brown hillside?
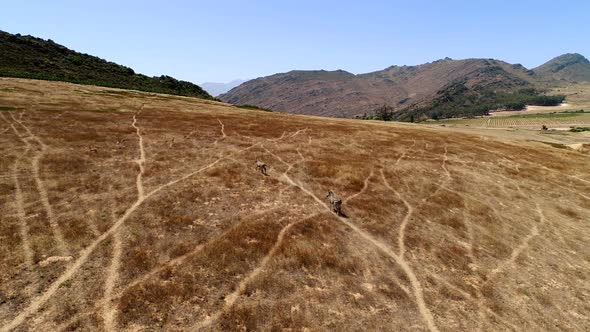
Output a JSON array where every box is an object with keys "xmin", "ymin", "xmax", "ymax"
[
  {"xmin": 221, "ymin": 58, "xmax": 535, "ymax": 117},
  {"xmin": 1, "ymin": 78, "xmax": 589, "ymax": 331}
]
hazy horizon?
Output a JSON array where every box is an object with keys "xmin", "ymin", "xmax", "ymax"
[{"xmin": 2, "ymin": 0, "xmax": 589, "ymax": 83}]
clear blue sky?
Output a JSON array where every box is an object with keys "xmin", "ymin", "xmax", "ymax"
[{"xmin": 2, "ymin": 0, "xmax": 589, "ymax": 83}]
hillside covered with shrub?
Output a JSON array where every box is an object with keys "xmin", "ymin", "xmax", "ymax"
[
  {"xmin": 0, "ymin": 31, "xmax": 212, "ymax": 99},
  {"xmin": 392, "ymin": 86, "xmax": 565, "ymax": 121}
]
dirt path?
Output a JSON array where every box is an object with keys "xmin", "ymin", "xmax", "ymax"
[
  {"xmin": 267, "ymin": 139, "xmax": 441, "ymax": 332},
  {"xmin": 395, "ymin": 139, "xmax": 416, "ymax": 166},
  {"xmin": 461, "ymin": 210, "xmax": 486, "ymax": 332},
  {"xmin": 425, "ymin": 272, "xmax": 522, "ymax": 332},
  {"xmin": 224, "ymin": 215, "xmax": 314, "ymax": 307},
  {"xmin": 218, "ymin": 119, "xmax": 227, "ymax": 138},
  {"xmin": 542, "ymin": 178, "xmax": 590, "ymax": 201},
  {"xmin": 131, "ymin": 115, "xmax": 146, "ymax": 199},
  {"xmin": 344, "ymin": 168, "xmax": 374, "ymax": 204},
  {"xmin": 12, "ymin": 152, "xmax": 38, "ymax": 294},
  {"xmin": 102, "ymin": 229, "xmax": 122, "ymax": 332},
  {"xmin": 475, "ymin": 145, "xmax": 590, "ymax": 194},
  {"xmin": 1, "ymin": 136, "xmax": 264, "ymax": 331},
  {"xmin": 485, "ymin": 202, "xmax": 547, "ymax": 283},
  {"xmin": 1, "ymin": 114, "xmax": 39, "ymax": 296},
  {"xmin": 0, "ymin": 197, "xmax": 144, "ymax": 332},
  {"xmin": 333, "ymin": 202, "xmax": 439, "ymax": 332},
  {"xmin": 380, "ymin": 169, "xmax": 415, "ymax": 259},
  {"xmin": 148, "ymin": 142, "xmax": 261, "ymax": 198},
  {"xmin": 296, "ymin": 148, "xmax": 305, "ymax": 162},
  {"xmin": 196, "ymin": 213, "xmax": 322, "ymax": 329},
  {"xmin": 10, "ymin": 113, "xmax": 69, "ymax": 256},
  {"xmin": 274, "ymin": 128, "xmax": 309, "ymax": 142},
  {"xmin": 52, "ymin": 130, "xmax": 314, "ymax": 331},
  {"xmin": 262, "ymin": 144, "xmax": 311, "ymax": 182},
  {"xmin": 103, "ymin": 189, "xmax": 124, "ymax": 332},
  {"xmin": 275, "ymin": 167, "xmax": 439, "ymax": 332},
  {"xmin": 271, "ymin": 131, "xmax": 287, "ymax": 142},
  {"xmin": 565, "ymin": 174, "xmax": 590, "ymax": 186},
  {"xmin": 424, "ymin": 144, "xmax": 451, "ymax": 200},
  {"xmin": 214, "ymin": 119, "xmax": 227, "ymax": 145},
  {"xmin": 447, "ymin": 150, "xmax": 590, "ymax": 206},
  {"xmin": 380, "ymin": 142, "xmax": 450, "ymax": 261},
  {"xmin": 56, "ymin": 207, "xmax": 282, "ymax": 328},
  {"xmin": 441, "ymin": 145, "xmax": 450, "ymax": 179}
]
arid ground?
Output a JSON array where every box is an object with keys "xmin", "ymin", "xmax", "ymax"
[{"xmin": 1, "ymin": 78, "xmax": 589, "ymax": 331}]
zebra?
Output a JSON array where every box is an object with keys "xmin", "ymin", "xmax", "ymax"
[
  {"xmin": 255, "ymin": 160, "xmax": 268, "ymax": 176},
  {"xmin": 326, "ymin": 190, "xmax": 342, "ymax": 216}
]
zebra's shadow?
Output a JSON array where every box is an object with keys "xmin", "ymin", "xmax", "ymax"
[{"xmin": 334, "ymin": 211, "xmax": 348, "ymax": 218}]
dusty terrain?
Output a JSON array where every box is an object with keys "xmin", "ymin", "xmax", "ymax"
[{"xmin": 1, "ymin": 78, "xmax": 589, "ymax": 331}]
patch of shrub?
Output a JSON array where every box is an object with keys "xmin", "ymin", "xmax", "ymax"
[
  {"xmin": 0, "ymin": 31, "xmax": 213, "ymax": 99},
  {"xmin": 392, "ymin": 85, "xmax": 565, "ymax": 121},
  {"xmin": 236, "ymin": 104, "xmax": 273, "ymax": 112},
  {"xmin": 570, "ymin": 127, "xmax": 590, "ymax": 132}
]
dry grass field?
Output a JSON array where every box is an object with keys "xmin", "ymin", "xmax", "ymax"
[{"xmin": 0, "ymin": 78, "xmax": 589, "ymax": 331}]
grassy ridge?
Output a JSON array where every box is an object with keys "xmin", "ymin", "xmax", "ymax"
[{"xmin": 0, "ymin": 31, "xmax": 213, "ymax": 99}]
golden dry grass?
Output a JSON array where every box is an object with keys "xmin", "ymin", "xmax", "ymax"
[{"xmin": 0, "ymin": 77, "xmax": 589, "ymax": 331}]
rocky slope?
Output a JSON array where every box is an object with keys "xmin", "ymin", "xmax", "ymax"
[
  {"xmin": 221, "ymin": 55, "xmax": 589, "ymax": 119},
  {"xmin": 220, "ymin": 58, "xmax": 538, "ymax": 117}
]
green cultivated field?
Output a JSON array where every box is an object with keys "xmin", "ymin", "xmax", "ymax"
[{"xmin": 434, "ymin": 111, "xmax": 590, "ymax": 128}]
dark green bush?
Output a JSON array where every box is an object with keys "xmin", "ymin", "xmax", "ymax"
[
  {"xmin": 0, "ymin": 31, "xmax": 212, "ymax": 99},
  {"xmin": 392, "ymin": 85, "xmax": 566, "ymax": 122}
]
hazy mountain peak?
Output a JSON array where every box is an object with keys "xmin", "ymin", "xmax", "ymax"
[{"xmin": 200, "ymin": 79, "xmax": 248, "ymax": 97}]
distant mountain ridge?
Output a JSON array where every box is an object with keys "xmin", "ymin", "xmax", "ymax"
[
  {"xmin": 201, "ymin": 79, "xmax": 247, "ymax": 96},
  {"xmin": 1, "ymin": 29, "xmax": 586, "ymax": 119},
  {"xmin": 221, "ymin": 54, "xmax": 588, "ymax": 119},
  {"xmin": 221, "ymin": 58, "xmax": 536, "ymax": 118},
  {"xmin": 0, "ymin": 30, "xmax": 212, "ymax": 99}
]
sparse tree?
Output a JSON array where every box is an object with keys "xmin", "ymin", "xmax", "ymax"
[{"xmin": 374, "ymin": 104, "xmax": 395, "ymax": 121}]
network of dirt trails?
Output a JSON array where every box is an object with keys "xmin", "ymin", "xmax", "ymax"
[{"xmin": 0, "ymin": 78, "xmax": 589, "ymax": 331}]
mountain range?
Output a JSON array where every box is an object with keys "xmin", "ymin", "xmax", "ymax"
[
  {"xmin": 221, "ymin": 54, "xmax": 590, "ymax": 119},
  {"xmin": 1, "ymin": 29, "xmax": 589, "ymax": 120},
  {"xmin": 201, "ymin": 79, "xmax": 248, "ymax": 96}
]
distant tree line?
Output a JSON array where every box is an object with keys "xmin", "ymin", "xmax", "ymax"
[
  {"xmin": 355, "ymin": 105, "xmax": 397, "ymax": 121},
  {"xmin": 236, "ymin": 104, "xmax": 273, "ymax": 112}
]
